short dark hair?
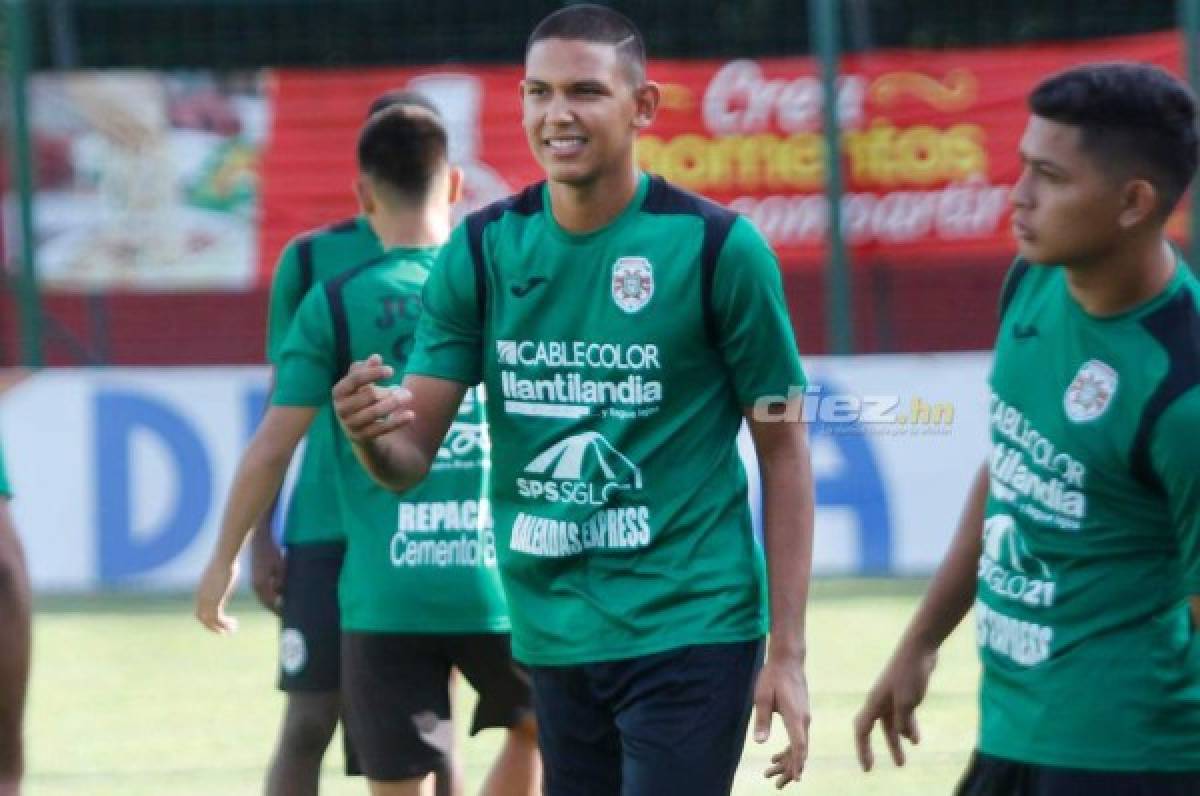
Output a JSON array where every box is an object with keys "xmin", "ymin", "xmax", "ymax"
[
  {"xmin": 1029, "ymin": 62, "xmax": 1199, "ymax": 216},
  {"xmin": 526, "ymin": 4, "xmax": 646, "ymax": 84},
  {"xmin": 357, "ymin": 104, "xmax": 448, "ymax": 204},
  {"xmin": 366, "ymin": 89, "xmax": 441, "ymax": 120}
]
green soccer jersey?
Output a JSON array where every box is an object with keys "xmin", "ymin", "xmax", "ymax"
[
  {"xmin": 407, "ymin": 174, "xmax": 807, "ymax": 665},
  {"xmin": 0, "ymin": 440, "xmax": 9, "ymax": 498},
  {"xmin": 274, "ymin": 246, "xmax": 508, "ymax": 634},
  {"xmin": 267, "ymin": 217, "xmax": 383, "ymax": 546},
  {"xmin": 979, "ymin": 258, "xmax": 1200, "ymax": 771}
]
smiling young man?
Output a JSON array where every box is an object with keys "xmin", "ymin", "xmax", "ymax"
[
  {"xmin": 330, "ymin": 5, "xmax": 815, "ymax": 794},
  {"xmin": 854, "ymin": 63, "xmax": 1200, "ymax": 795}
]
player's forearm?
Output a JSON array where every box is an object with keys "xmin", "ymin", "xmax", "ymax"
[
  {"xmin": 898, "ymin": 462, "xmax": 989, "ymax": 653},
  {"xmin": 0, "ymin": 510, "xmax": 30, "ymax": 783},
  {"xmin": 249, "ymin": 494, "xmax": 282, "ymax": 552},
  {"xmin": 351, "ymin": 431, "xmax": 431, "ymax": 493},
  {"xmin": 212, "ymin": 445, "xmax": 292, "ymax": 567},
  {"xmin": 760, "ymin": 429, "xmax": 815, "ymax": 660}
]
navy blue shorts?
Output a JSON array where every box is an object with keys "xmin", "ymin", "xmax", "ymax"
[
  {"xmin": 528, "ymin": 638, "xmax": 764, "ymax": 796},
  {"xmin": 956, "ymin": 751, "xmax": 1200, "ymax": 796},
  {"xmin": 277, "ymin": 541, "xmax": 345, "ymax": 692}
]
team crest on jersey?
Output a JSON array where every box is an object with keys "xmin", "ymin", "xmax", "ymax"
[
  {"xmin": 611, "ymin": 257, "xmax": 654, "ymax": 314},
  {"xmin": 1063, "ymin": 359, "xmax": 1118, "ymax": 423}
]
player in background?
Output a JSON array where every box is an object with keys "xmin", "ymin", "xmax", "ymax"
[
  {"xmin": 0, "ymin": 441, "xmax": 31, "ymax": 796},
  {"xmin": 854, "ymin": 63, "xmax": 1200, "ymax": 795},
  {"xmin": 247, "ymin": 91, "xmax": 463, "ymax": 796},
  {"xmin": 197, "ymin": 104, "xmax": 539, "ymax": 796},
  {"xmin": 331, "ymin": 5, "xmax": 814, "ymax": 792}
]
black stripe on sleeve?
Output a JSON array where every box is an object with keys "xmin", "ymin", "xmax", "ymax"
[
  {"xmin": 465, "ymin": 183, "xmax": 544, "ymax": 325},
  {"xmin": 1129, "ymin": 290, "xmax": 1200, "ymax": 495},
  {"xmin": 297, "ymin": 237, "xmax": 315, "ymax": 295},
  {"xmin": 642, "ymin": 175, "xmax": 737, "ymax": 347},
  {"xmin": 324, "ymin": 255, "xmax": 390, "ymax": 379}
]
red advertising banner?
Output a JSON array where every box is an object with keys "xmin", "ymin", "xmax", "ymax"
[{"xmin": 261, "ymin": 30, "xmax": 1183, "ymax": 282}]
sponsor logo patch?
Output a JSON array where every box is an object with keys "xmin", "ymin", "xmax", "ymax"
[{"xmin": 518, "ymin": 431, "xmax": 643, "ymax": 505}]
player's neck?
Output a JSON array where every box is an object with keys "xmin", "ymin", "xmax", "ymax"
[
  {"xmin": 547, "ymin": 164, "xmax": 641, "ymax": 234},
  {"xmin": 370, "ymin": 207, "xmax": 450, "ymax": 251},
  {"xmin": 1063, "ymin": 237, "xmax": 1177, "ymax": 317}
]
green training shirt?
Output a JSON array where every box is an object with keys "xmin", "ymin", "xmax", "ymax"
[
  {"xmin": 407, "ymin": 173, "xmax": 807, "ymax": 665},
  {"xmin": 274, "ymin": 246, "xmax": 508, "ymax": 634},
  {"xmin": 978, "ymin": 257, "xmax": 1200, "ymax": 771},
  {"xmin": 267, "ymin": 217, "xmax": 383, "ymax": 545}
]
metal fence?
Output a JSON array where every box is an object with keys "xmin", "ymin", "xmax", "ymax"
[{"xmin": 0, "ymin": 0, "xmax": 1193, "ymax": 365}]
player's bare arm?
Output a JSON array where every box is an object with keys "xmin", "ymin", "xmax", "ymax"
[
  {"xmin": 332, "ymin": 355, "xmax": 466, "ymax": 493},
  {"xmin": 0, "ymin": 499, "xmax": 30, "ymax": 791},
  {"xmin": 248, "ymin": 495, "xmax": 285, "ymax": 615},
  {"xmin": 746, "ymin": 408, "xmax": 815, "ymax": 790},
  {"xmin": 247, "ymin": 374, "xmax": 287, "ymax": 614},
  {"xmin": 194, "ymin": 406, "xmax": 315, "ymax": 634},
  {"xmin": 853, "ymin": 461, "xmax": 988, "ymax": 772}
]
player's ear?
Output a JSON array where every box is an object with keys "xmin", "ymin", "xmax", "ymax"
[
  {"xmin": 355, "ymin": 174, "xmax": 375, "ymax": 215},
  {"xmin": 632, "ymin": 80, "xmax": 661, "ymax": 131},
  {"xmin": 447, "ymin": 165, "xmax": 465, "ymax": 205},
  {"xmin": 1117, "ymin": 178, "xmax": 1158, "ymax": 230}
]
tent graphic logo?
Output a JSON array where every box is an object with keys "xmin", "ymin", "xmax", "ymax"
[
  {"xmin": 982, "ymin": 514, "xmax": 1051, "ymax": 579},
  {"xmin": 525, "ymin": 432, "xmax": 642, "ymax": 487},
  {"xmin": 519, "ymin": 432, "xmax": 643, "ymax": 504}
]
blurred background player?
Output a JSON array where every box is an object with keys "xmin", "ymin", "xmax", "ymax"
[
  {"xmin": 248, "ymin": 89, "xmax": 463, "ymax": 796},
  {"xmin": 854, "ymin": 62, "xmax": 1200, "ymax": 796},
  {"xmin": 197, "ymin": 104, "xmax": 539, "ymax": 796},
  {"xmin": 332, "ymin": 5, "xmax": 814, "ymax": 792},
  {"xmin": 0, "ymin": 440, "xmax": 31, "ymax": 796}
]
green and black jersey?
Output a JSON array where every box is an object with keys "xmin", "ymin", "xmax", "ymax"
[
  {"xmin": 978, "ymin": 257, "xmax": 1200, "ymax": 770},
  {"xmin": 407, "ymin": 173, "xmax": 807, "ymax": 665},
  {"xmin": 266, "ymin": 217, "xmax": 383, "ymax": 546},
  {"xmin": 274, "ymin": 246, "xmax": 507, "ymax": 634}
]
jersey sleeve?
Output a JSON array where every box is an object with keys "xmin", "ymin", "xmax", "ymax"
[
  {"xmin": 272, "ymin": 286, "xmax": 338, "ymax": 408},
  {"xmin": 405, "ymin": 222, "xmax": 484, "ymax": 386},
  {"xmin": 265, "ymin": 240, "xmax": 308, "ymax": 365},
  {"xmin": 711, "ymin": 215, "xmax": 807, "ymax": 406},
  {"xmin": 1150, "ymin": 388, "xmax": 1200, "ymax": 594}
]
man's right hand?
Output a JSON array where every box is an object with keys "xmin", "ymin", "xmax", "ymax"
[
  {"xmin": 852, "ymin": 642, "xmax": 938, "ymax": 772},
  {"xmin": 194, "ymin": 558, "xmax": 240, "ymax": 634},
  {"xmin": 250, "ymin": 526, "xmax": 285, "ymax": 615},
  {"xmin": 332, "ymin": 354, "xmax": 414, "ymax": 443}
]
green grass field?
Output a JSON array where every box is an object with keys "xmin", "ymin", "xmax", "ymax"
[{"xmin": 24, "ymin": 579, "xmax": 978, "ymax": 795}]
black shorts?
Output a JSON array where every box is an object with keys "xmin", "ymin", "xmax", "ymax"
[
  {"xmin": 956, "ymin": 751, "xmax": 1200, "ymax": 796},
  {"xmin": 528, "ymin": 638, "xmax": 764, "ymax": 796},
  {"xmin": 341, "ymin": 632, "xmax": 533, "ymax": 782},
  {"xmin": 277, "ymin": 542, "xmax": 345, "ymax": 692}
]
